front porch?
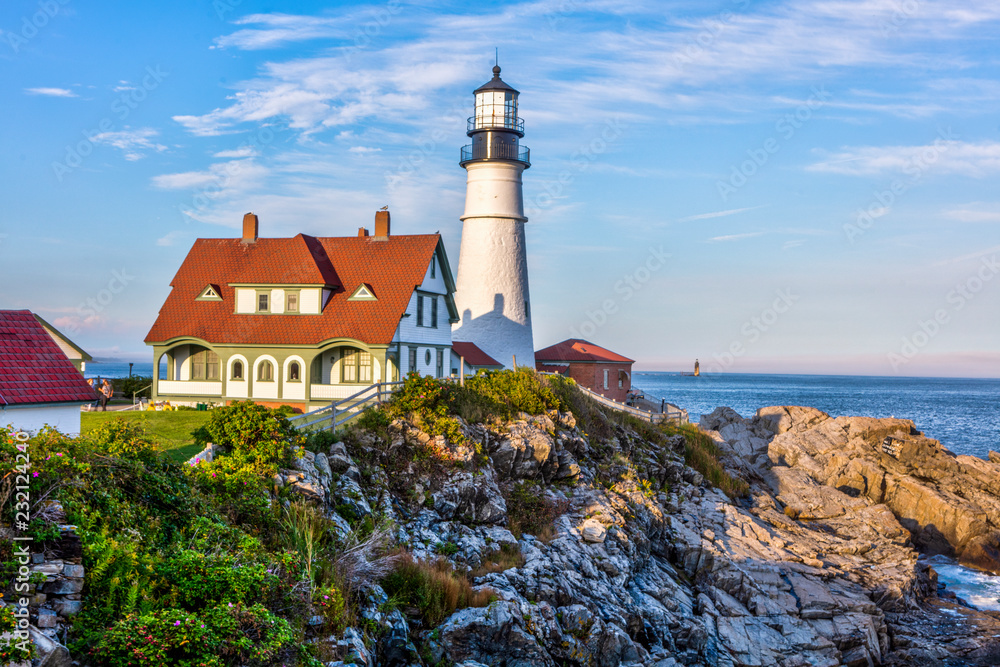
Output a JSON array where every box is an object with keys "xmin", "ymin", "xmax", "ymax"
[{"xmin": 152, "ymin": 339, "xmax": 399, "ymax": 408}]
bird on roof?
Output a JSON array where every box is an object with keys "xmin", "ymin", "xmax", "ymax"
[{"xmin": 379, "ymin": 205, "xmax": 389, "ymax": 211}]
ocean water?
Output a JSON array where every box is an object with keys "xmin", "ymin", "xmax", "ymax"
[
  {"xmin": 84, "ymin": 361, "xmax": 156, "ymax": 380},
  {"xmin": 634, "ymin": 372, "xmax": 1000, "ymax": 460}
]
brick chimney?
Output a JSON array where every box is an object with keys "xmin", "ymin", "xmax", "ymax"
[
  {"xmin": 374, "ymin": 209, "xmax": 390, "ymax": 238},
  {"xmin": 358, "ymin": 227, "xmax": 369, "ymax": 237},
  {"xmin": 242, "ymin": 212, "xmax": 259, "ymax": 244}
]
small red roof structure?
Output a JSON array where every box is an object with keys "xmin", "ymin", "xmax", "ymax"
[
  {"xmin": 145, "ymin": 233, "xmax": 452, "ymax": 346},
  {"xmin": 452, "ymin": 341, "xmax": 502, "ymax": 369},
  {"xmin": 535, "ymin": 339, "xmax": 635, "ymax": 403},
  {"xmin": 534, "ymin": 339, "xmax": 635, "ymax": 364},
  {"xmin": 0, "ymin": 310, "xmax": 95, "ymax": 406}
]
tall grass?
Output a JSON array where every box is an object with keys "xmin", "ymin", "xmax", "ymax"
[{"xmin": 381, "ymin": 553, "xmax": 495, "ymax": 626}]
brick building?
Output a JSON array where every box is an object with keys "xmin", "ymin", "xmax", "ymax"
[{"xmin": 534, "ymin": 339, "xmax": 635, "ymax": 403}]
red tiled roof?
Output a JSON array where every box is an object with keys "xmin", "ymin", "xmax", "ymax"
[
  {"xmin": 0, "ymin": 310, "xmax": 96, "ymax": 406},
  {"xmin": 145, "ymin": 233, "xmax": 442, "ymax": 346},
  {"xmin": 452, "ymin": 341, "xmax": 502, "ymax": 367},
  {"xmin": 534, "ymin": 339, "xmax": 635, "ymax": 364}
]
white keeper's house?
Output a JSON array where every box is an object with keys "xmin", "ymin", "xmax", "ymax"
[{"xmin": 144, "ymin": 210, "xmax": 457, "ymax": 412}]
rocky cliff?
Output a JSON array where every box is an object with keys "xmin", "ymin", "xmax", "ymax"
[{"xmin": 278, "ymin": 403, "xmax": 1000, "ymax": 667}]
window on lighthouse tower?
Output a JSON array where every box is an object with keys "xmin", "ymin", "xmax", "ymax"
[{"xmin": 476, "ymin": 91, "xmax": 517, "ymax": 129}]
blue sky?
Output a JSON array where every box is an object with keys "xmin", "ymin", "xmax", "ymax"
[{"xmin": 3, "ymin": 0, "xmax": 1000, "ymax": 377}]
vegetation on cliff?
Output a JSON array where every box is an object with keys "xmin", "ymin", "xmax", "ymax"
[{"xmin": 1, "ymin": 370, "xmax": 744, "ymax": 665}]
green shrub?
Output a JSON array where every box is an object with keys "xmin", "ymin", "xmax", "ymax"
[
  {"xmin": 156, "ymin": 550, "xmax": 274, "ymax": 611},
  {"xmin": 205, "ymin": 401, "xmax": 300, "ymax": 468},
  {"xmin": 463, "ymin": 368, "xmax": 561, "ymax": 417},
  {"xmin": 0, "ymin": 605, "xmax": 36, "ymax": 663},
  {"xmin": 89, "ymin": 603, "xmax": 296, "ymax": 667},
  {"xmin": 87, "ymin": 416, "xmax": 156, "ymax": 460}
]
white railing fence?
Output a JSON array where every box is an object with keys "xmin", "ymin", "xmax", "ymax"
[
  {"xmin": 575, "ymin": 385, "xmax": 688, "ymax": 425},
  {"xmin": 289, "ymin": 381, "xmax": 404, "ymax": 433}
]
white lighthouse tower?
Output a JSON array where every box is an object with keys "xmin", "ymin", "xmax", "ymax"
[{"xmin": 452, "ymin": 64, "xmax": 534, "ymax": 369}]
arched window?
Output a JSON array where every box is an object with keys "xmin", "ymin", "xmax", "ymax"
[
  {"xmin": 258, "ymin": 360, "xmax": 274, "ymax": 382},
  {"xmin": 232, "ymin": 360, "xmax": 244, "ymax": 380},
  {"xmin": 288, "ymin": 361, "xmax": 301, "ymax": 382}
]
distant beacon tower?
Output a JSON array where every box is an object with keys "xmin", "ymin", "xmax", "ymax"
[{"xmin": 452, "ymin": 64, "xmax": 534, "ymax": 369}]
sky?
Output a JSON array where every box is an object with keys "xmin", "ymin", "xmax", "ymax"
[{"xmin": 2, "ymin": 0, "xmax": 999, "ymax": 378}]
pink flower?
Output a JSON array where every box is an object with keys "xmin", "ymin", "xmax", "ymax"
[
  {"xmin": 56, "ymin": 453, "xmax": 62, "ymax": 457},
  {"xmin": 174, "ymin": 621, "xmax": 180, "ymax": 626},
  {"xmin": 32, "ymin": 472, "xmax": 39, "ymax": 477}
]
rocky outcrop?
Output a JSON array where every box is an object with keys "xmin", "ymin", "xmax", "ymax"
[{"xmin": 725, "ymin": 406, "xmax": 1000, "ymax": 573}]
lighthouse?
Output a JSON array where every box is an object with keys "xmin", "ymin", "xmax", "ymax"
[{"xmin": 452, "ymin": 64, "xmax": 534, "ymax": 369}]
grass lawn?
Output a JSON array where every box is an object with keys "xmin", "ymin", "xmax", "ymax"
[{"xmin": 80, "ymin": 410, "xmax": 211, "ymax": 463}]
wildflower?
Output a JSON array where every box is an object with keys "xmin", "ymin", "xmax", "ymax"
[
  {"xmin": 56, "ymin": 453, "xmax": 62, "ymax": 457},
  {"xmin": 32, "ymin": 472, "xmax": 38, "ymax": 477},
  {"xmin": 174, "ymin": 621, "xmax": 181, "ymax": 626}
]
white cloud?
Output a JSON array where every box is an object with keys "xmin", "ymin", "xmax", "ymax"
[
  {"xmin": 807, "ymin": 141, "xmax": 1000, "ymax": 177},
  {"xmin": 348, "ymin": 146, "xmax": 381, "ymax": 154},
  {"xmin": 943, "ymin": 203, "xmax": 1000, "ymax": 223},
  {"xmin": 25, "ymin": 87, "xmax": 77, "ymax": 98},
  {"xmin": 214, "ymin": 13, "xmax": 352, "ymax": 50},
  {"xmin": 152, "ymin": 158, "xmax": 267, "ymax": 190},
  {"xmin": 213, "ymin": 147, "xmax": 257, "ymax": 159},
  {"xmin": 156, "ymin": 230, "xmax": 190, "ymax": 246},
  {"xmin": 92, "ymin": 128, "xmax": 168, "ymax": 161},
  {"xmin": 677, "ymin": 206, "xmax": 761, "ymax": 222},
  {"xmin": 708, "ymin": 232, "xmax": 764, "ymax": 242}
]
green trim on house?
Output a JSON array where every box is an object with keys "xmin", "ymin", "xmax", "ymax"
[
  {"xmin": 196, "ymin": 285, "xmax": 223, "ymax": 301},
  {"xmin": 348, "ymin": 284, "xmax": 377, "ymax": 301}
]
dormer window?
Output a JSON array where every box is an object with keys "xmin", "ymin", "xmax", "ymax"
[
  {"xmin": 286, "ymin": 291, "xmax": 299, "ymax": 313},
  {"xmin": 349, "ymin": 284, "xmax": 377, "ymax": 301},
  {"xmin": 197, "ymin": 285, "xmax": 223, "ymax": 301},
  {"xmin": 257, "ymin": 291, "xmax": 270, "ymax": 313}
]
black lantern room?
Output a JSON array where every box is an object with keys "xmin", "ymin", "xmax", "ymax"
[{"xmin": 460, "ymin": 65, "xmax": 530, "ymax": 168}]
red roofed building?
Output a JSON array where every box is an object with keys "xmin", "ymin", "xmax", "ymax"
[
  {"xmin": 0, "ymin": 310, "xmax": 96, "ymax": 434},
  {"xmin": 144, "ymin": 211, "xmax": 458, "ymax": 411},
  {"xmin": 451, "ymin": 341, "xmax": 503, "ymax": 376},
  {"xmin": 534, "ymin": 339, "xmax": 635, "ymax": 403}
]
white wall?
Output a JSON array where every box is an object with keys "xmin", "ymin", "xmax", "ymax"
[
  {"xmin": 252, "ymin": 355, "xmax": 279, "ymax": 400},
  {"xmin": 0, "ymin": 404, "xmax": 84, "ymax": 436},
  {"xmin": 159, "ymin": 380, "xmax": 223, "ymax": 396},
  {"xmin": 226, "ymin": 354, "xmax": 249, "ymax": 398},
  {"xmin": 283, "ymin": 355, "xmax": 306, "ymax": 401},
  {"xmin": 271, "ymin": 289, "xmax": 286, "ymax": 313},
  {"xmin": 396, "ymin": 292, "xmax": 452, "ymax": 347},
  {"xmin": 236, "ymin": 288, "xmax": 256, "ymax": 313},
  {"xmin": 174, "ymin": 345, "xmax": 192, "ymax": 381},
  {"xmin": 301, "ymin": 288, "xmax": 321, "ymax": 314}
]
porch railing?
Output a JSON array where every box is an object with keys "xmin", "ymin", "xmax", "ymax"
[{"xmin": 289, "ymin": 381, "xmax": 404, "ymax": 433}]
